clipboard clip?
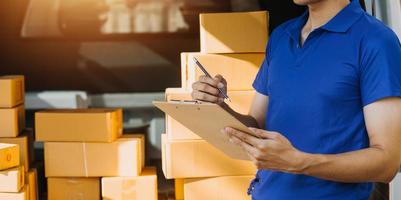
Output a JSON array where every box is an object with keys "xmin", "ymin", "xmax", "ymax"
[{"xmin": 170, "ymin": 100, "xmax": 203, "ymax": 104}]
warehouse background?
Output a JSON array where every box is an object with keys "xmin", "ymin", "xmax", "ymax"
[{"xmin": 0, "ymin": 0, "xmax": 400, "ymax": 199}]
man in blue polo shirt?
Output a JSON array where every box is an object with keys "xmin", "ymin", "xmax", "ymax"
[{"xmin": 191, "ymin": 0, "xmax": 401, "ymax": 199}]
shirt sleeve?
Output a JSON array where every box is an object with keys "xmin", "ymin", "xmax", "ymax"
[
  {"xmin": 360, "ymin": 29, "xmax": 401, "ymax": 106},
  {"xmin": 253, "ymin": 31, "xmax": 275, "ymax": 96},
  {"xmin": 252, "ymin": 58, "xmax": 270, "ymax": 96}
]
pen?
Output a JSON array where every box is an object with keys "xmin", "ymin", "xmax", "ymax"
[{"xmin": 192, "ymin": 57, "xmax": 231, "ymax": 102}]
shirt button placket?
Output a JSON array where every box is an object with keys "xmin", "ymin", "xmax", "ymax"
[
  {"xmin": 295, "ymin": 43, "xmax": 303, "ymax": 68},
  {"xmin": 295, "ymin": 30, "xmax": 321, "ymax": 68}
]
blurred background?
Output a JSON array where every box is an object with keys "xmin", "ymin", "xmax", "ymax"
[{"xmin": 0, "ymin": 0, "xmax": 265, "ymax": 93}]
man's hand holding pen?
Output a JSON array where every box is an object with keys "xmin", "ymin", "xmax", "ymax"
[{"xmin": 191, "ymin": 74, "xmax": 228, "ymax": 104}]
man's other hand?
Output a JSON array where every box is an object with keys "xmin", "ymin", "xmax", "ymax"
[{"xmin": 222, "ymin": 127, "xmax": 307, "ymax": 174}]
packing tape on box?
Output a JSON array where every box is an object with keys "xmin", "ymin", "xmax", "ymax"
[
  {"xmin": 66, "ymin": 179, "xmax": 82, "ymax": 184},
  {"xmin": 70, "ymin": 192, "xmax": 85, "ymax": 199},
  {"xmin": 64, "ymin": 178, "xmax": 89, "ymax": 199},
  {"xmin": 121, "ymin": 180, "xmax": 137, "ymax": 199},
  {"xmin": 82, "ymin": 143, "xmax": 89, "ymax": 177}
]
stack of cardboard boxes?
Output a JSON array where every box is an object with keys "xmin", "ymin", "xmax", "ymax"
[
  {"xmin": 36, "ymin": 109, "xmax": 158, "ymax": 200},
  {"xmin": 162, "ymin": 11, "xmax": 269, "ymax": 200},
  {"xmin": 0, "ymin": 75, "xmax": 38, "ymax": 200}
]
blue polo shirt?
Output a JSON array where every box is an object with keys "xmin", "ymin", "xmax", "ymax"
[{"xmin": 251, "ymin": 0, "xmax": 401, "ymax": 199}]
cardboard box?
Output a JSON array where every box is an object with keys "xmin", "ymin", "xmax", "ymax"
[
  {"xmin": 0, "ymin": 143, "xmax": 20, "ymax": 170},
  {"xmin": 0, "ymin": 186, "xmax": 28, "ymax": 200},
  {"xmin": 101, "ymin": 167, "xmax": 158, "ymax": 200},
  {"xmin": 130, "ymin": 134, "xmax": 145, "ymax": 169},
  {"xmin": 181, "ymin": 52, "xmax": 263, "ymax": 91},
  {"xmin": 165, "ymin": 88, "xmax": 192, "ymax": 102},
  {"xmin": 31, "ymin": 162, "xmax": 44, "ymax": 199},
  {"xmin": 122, "ymin": 133, "xmax": 145, "ymax": 168},
  {"xmin": 0, "ymin": 105, "xmax": 25, "ymax": 137},
  {"xmin": 161, "ymin": 134, "xmax": 256, "ymax": 179},
  {"xmin": 184, "ymin": 176, "xmax": 253, "ymax": 200},
  {"xmin": 48, "ymin": 177, "xmax": 100, "ymax": 200},
  {"xmin": 175, "ymin": 179, "xmax": 184, "ymax": 200},
  {"xmin": 165, "ymin": 88, "xmax": 255, "ymax": 140},
  {"xmin": 35, "ymin": 108, "xmax": 123, "ymax": 142},
  {"xmin": 200, "ymin": 11, "xmax": 268, "ymax": 53},
  {"xmin": 0, "ymin": 166, "xmax": 24, "ymax": 193},
  {"xmin": 0, "ymin": 76, "xmax": 24, "ymax": 108},
  {"xmin": 26, "ymin": 169, "xmax": 38, "ymax": 200},
  {"xmin": 0, "ymin": 135, "xmax": 29, "ymax": 172},
  {"xmin": 44, "ymin": 135, "xmax": 143, "ymax": 177},
  {"xmin": 179, "ymin": 53, "xmax": 195, "ymax": 93},
  {"xmin": 164, "ymin": 88, "xmax": 199, "ymax": 140}
]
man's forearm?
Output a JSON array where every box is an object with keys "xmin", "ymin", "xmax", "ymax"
[
  {"xmin": 297, "ymin": 98, "xmax": 401, "ymax": 184},
  {"xmin": 237, "ymin": 114, "xmax": 260, "ymax": 128},
  {"xmin": 298, "ymin": 147, "xmax": 400, "ymax": 183}
]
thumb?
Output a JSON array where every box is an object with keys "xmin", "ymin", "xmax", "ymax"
[
  {"xmin": 214, "ymin": 74, "xmax": 224, "ymax": 81},
  {"xmin": 214, "ymin": 75, "xmax": 226, "ymax": 88}
]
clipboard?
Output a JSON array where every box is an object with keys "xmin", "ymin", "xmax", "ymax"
[{"xmin": 153, "ymin": 100, "xmax": 255, "ymax": 160}]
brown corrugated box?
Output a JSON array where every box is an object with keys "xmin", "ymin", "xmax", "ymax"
[
  {"xmin": 47, "ymin": 177, "xmax": 100, "ymax": 200},
  {"xmin": 0, "ymin": 166, "xmax": 24, "ymax": 193},
  {"xmin": 35, "ymin": 108, "xmax": 123, "ymax": 142},
  {"xmin": 161, "ymin": 134, "xmax": 256, "ymax": 179},
  {"xmin": 0, "ymin": 143, "xmax": 20, "ymax": 170},
  {"xmin": 175, "ymin": 179, "xmax": 184, "ymax": 200},
  {"xmin": 132, "ymin": 134, "xmax": 145, "ymax": 169},
  {"xmin": 122, "ymin": 133, "xmax": 146, "ymax": 169},
  {"xmin": 200, "ymin": 11, "xmax": 269, "ymax": 53},
  {"xmin": 184, "ymin": 176, "xmax": 253, "ymax": 200},
  {"xmin": 165, "ymin": 88, "xmax": 255, "ymax": 140},
  {"xmin": 25, "ymin": 168, "xmax": 38, "ymax": 200},
  {"xmin": 180, "ymin": 52, "xmax": 263, "ymax": 91},
  {"xmin": 101, "ymin": 167, "xmax": 158, "ymax": 200},
  {"xmin": 0, "ymin": 76, "xmax": 24, "ymax": 108},
  {"xmin": 164, "ymin": 88, "xmax": 199, "ymax": 140},
  {"xmin": 0, "ymin": 135, "xmax": 29, "ymax": 172},
  {"xmin": 44, "ymin": 135, "xmax": 143, "ymax": 177},
  {"xmin": 0, "ymin": 105, "xmax": 25, "ymax": 137},
  {"xmin": 0, "ymin": 185, "xmax": 28, "ymax": 200}
]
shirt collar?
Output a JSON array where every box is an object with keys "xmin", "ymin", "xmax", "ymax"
[
  {"xmin": 286, "ymin": 0, "xmax": 364, "ymax": 40},
  {"xmin": 320, "ymin": 0, "xmax": 364, "ymax": 32}
]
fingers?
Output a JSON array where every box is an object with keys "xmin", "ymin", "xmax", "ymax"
[
  {"xmin": 228, "ymin": 133, "xmax": 269, "ymax": 163},
  {"xmin": 214, "ymin": 75, "xmax": 227, "ymax": 98},
  {"xmin": 214, "ymin": 74, "xmax": 227, "ymax": 89},
  {"xmin": 224, "ymin": 127, "xmax": 260, "ymax": 147},
  {"xmin": 192, "ymin": 90, "xmax": 222, "ymax": 103},
  {"xmin": 192, "ymin": 81, "xmax": 220, "ymax": 96},
  {"xmin": 226, "ymin": 132, "xmax": 259, "ymax": 159},
  {"xmin": 191, "ymin": 74, "xmax": 227, "ymax": 103},
  {"xmin": 199, "ymin": 75, "xmax": 220, "ymax": 88},
  {"xmin": 249, "ymin": 128, "xmax": 282, "ymax": 140},
  {"xmin": 226, "ymin": 133, "xmax": 243, "ymax": 145}
]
